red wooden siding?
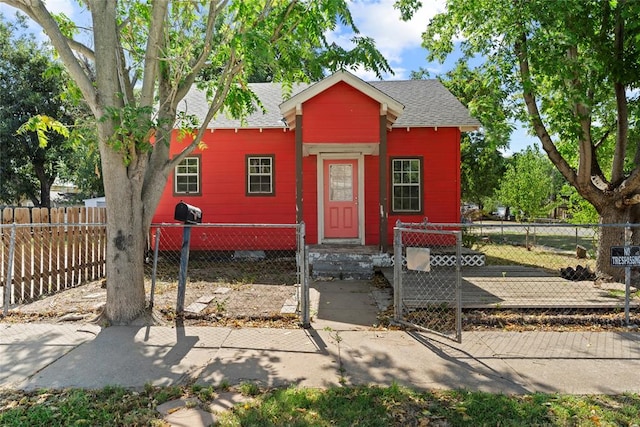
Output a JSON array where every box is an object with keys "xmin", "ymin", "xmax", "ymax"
[
  {"xmin": 302, "ymin": 82, "xmax": 380, "ymax": 143},
  {"xmin": 385, "ymin": 127, "xmax": 461, "ymax": 245},
  {"xmin": 153, "ymin": 83, "xmax": 463, "ymax": 250},
  {"xmin": 154, "ymin": 128, "xmax": 297, "ymax": 250}
]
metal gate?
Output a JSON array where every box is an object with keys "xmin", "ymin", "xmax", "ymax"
[{"xmin": 393, "ymin": 223, "xmax": 462, "ymax": 342}]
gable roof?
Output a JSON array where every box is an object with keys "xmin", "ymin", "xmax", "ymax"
[
  {"xmin": 279, "ymin": 71, "xmax": 405, "ymax": 130},
  {"xmin": 178, "ymin": 71, "xmax": 480, "ymax": 131}
]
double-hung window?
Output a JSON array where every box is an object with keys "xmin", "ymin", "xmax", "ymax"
[
  {"xmin": 391, "ymin": 157, "xmax": 422, "ymax": 213},
  {"xmin": 246, "ymin": 155, "xmax": 274, "ymax": 196},
  {"xmin": 174, "ymin": 156, "xmax": 201, "ymax": 195}
]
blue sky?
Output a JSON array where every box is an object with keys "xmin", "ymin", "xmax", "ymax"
[{"xmin": 1, "ymin": 0, "xmax": 537, "ymax": 154}]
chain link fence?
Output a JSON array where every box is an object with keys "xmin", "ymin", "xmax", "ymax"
[
  {"xmin": 393, "ymin": 221, "xmax": 639, "ymax": 336},
  {"xmin": 393, "ymin": 224, "xmax": 462, "ymax": 342},
  {"xmin": 146, "ymin": 223, "xmax": 308, "ymax": 326},
  {"xmin": 2, "ymin": 220, "xmax": 309, "ymax": 326},
  {"xmin": 4, "ymin": 214, "xmax": 637, "ymax": 331}
]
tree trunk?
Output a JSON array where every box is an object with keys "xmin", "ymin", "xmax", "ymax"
[
  {"xmin": 33, "ymin": 160, "xmax": 52, "ymax": 208},
  {"xmin": 89, "ymin": 1, "xmax": 149, "ymax": 325},
  {"xmin": 101, "ymin": 148, "xmax": 148, "ymax": 325},
  {"xmin": 103, "ymin": 206, "xmax": 147, "ymax": 324},
  {"xmin": 596, "ymin": 205, "xmax": 631, "ymax": 281}
]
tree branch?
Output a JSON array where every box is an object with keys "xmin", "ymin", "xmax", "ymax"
[
  {"xmin": 611, "ymin": 0, "xmax": 629, "ymax": 185},
  {"xmin": 594, "ymin": 125, "xmax": 613, "ymax": 150},
  {"xmin": 65, "ymin": 37, "xmax": 95, "ymax": 61},
  {"xmin": 139, "ymin": 1, "xmax": 168, "ymax": 108},
  {"xmin": 2, "ymin": 0, "xmax": 98, "ymax": 115},
  {"xmin": 169, "ymin": 52, "xmax": 243, "ymax": 170},
  {"xmin": 174, "ymin": 0, "xmax": 230, "ymax": 103},
  {"xmin": 514, "ymin": 33, "xmax": 578, "ymax": 187},
  {"xmin": 564, "ymin": 44, "xmax": 595, "ymax": 188}
]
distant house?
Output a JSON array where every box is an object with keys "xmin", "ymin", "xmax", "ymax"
[
  {"xmin": 83, "ymin": 196, "xmax": 106, "ymax": 208},
  {"xmin": 152, "ymin": 71, "xmax": 479, "ymax": 250}
]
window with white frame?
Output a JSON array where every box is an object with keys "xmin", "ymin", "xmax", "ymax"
[
  {"xmin": 391, "ymin": 157, "xmax": 422, "ymax": 213},
  {"xmin": 247, "ymin": 155, "xmax": 274, "ymax": 195},
  {"xmin": 174, "ymin": 156, "xmax": 201, "ymax": 195}
]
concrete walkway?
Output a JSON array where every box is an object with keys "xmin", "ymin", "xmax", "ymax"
[{"xmin": 1, "ymin": 323, "xmax": 639, "ymax": 395}]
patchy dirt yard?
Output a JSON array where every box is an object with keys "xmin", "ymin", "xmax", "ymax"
[
  {"xmin": 3, "ymin": 278, "xmax": 301, "ymax": 327},
  {"xmin": 2, "ymin": 257, "xmax": 303, "ymax": 327},
  {"xmin": 1, "ymin": 256, "xmax": 637, "ymax": 332}
]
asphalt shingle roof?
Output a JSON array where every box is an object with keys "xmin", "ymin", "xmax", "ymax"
[
  {"xmin": 178, "ymin": 76, "xmax": 479, "ymax": 130},
  {"xmin": 369, "ymin": 80, "xmax": 480, "ymax": 128}
]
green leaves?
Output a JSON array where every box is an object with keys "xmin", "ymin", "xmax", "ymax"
[
  {"xmin": 0, "ymin": 15, "xmax": 82, "ymax": 207},
  {"xmin": 415, "ymin": 0, "xmax": 640, "ymax": 226},
  {"xmin": 17, "ymin": 115, "xmax": 69, "ymax": 148},
  {"xmin": 100, "ymin": 105, "xmax": 156, "ymax": 166},
  {"xmin": 495, "ymin": 145, "xmax": 560, "ymax": 221}
]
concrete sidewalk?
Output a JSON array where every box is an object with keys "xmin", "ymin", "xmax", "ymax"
[{"xmin": 1, "ymin": 322, "xmax": 639, "ymax": 394}]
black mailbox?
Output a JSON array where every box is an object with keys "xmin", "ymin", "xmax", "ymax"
[{"xmin": 174, "ymin": 201, "xmax": 202, "ymax": 224}]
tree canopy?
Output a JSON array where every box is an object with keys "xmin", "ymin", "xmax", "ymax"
[
  {"xmin": 0, "ymin": 0, "xmax": 392, "ymax": 324},
  {"xmin": 495, "ymin": 145, "xmax": 559, "ymax": 221},
  {"xmin": 399, "ymin": 0, "xmax": 640, "ymax": 277},
  {"xmin": 0, "ymin": 15, "xmax": 78, "ymax": 207},
  {"xmin": 412, "ymin": 62, "xmax": 511, "ymax": 207}
]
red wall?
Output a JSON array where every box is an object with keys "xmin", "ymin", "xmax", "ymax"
[
  {"xmin": 153, "ymin": 86, "xmax": 461, "ymax": 250},
  {"xmin": 302, "ymin": 82, "xmax": 380, "ymax": 143},
  {"xmin": 385, "ymin": 127, "xmax": 461, "ymax": 245},
  {"xmin": 153, "ymin": 128, "xmax": 297, "ymax": 250}
]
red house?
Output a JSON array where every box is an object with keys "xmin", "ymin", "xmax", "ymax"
[{"xmin": 153, "ymin": 71, "xmax": 479, "ymax": 251}]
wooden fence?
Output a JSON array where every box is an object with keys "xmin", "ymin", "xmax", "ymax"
[{"xmin": 1, "ymin": 206, "xmax": 107, "ymax": 307}]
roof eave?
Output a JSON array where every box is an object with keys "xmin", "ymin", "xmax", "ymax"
[{"xmin": 392, "ymin": 123, "xmax": 481, "ymax": 131}]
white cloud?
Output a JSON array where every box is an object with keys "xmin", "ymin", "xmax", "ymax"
[
  {"xmin": 0, "ymin": 0, "xmax": 84, "ymax": 43},
  {"xmin": 349, "ymin": 0, "xmax": 444, "ymax": 57},
  {"xmin": 43, "ymin": 0, "xmax": 77, "ymax": 16},
  {"xmin": 327, "ymin": 0, "xmax": 446, "ymax": 79}
]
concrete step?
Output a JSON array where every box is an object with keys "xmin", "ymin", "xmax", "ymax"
[{"xmin": 311, "ymin": 259, "xmax": 374, "ymax": 280}]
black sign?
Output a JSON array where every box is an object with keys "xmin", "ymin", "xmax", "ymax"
[{"xmin": 610, "ymin": 246, "xmax": 640, "ymax": 267}]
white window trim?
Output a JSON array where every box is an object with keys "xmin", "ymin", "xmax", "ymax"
[
  {"xmin": 247, "ymin": 155, "xmax": 274, "ymax": 195},
  {"xmin": 391, "ymin": 158, "xmax": 422, "ymax": 213},
  {"xmin": 174, "ymin": 156, "xmax": 200, "ymax": 195}
]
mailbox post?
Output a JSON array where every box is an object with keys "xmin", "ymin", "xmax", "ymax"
[{"xmin": 174, "ymin": 202, "xmax": 202, "ymax": 315}]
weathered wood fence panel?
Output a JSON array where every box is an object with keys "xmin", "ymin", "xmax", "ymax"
[{"xmin": 0, "ymin": 206, "xmax": 107, "ymax": 306}]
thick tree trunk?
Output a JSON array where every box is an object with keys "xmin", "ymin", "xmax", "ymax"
[
  {"xmin": 596, "ymin": 206, "xmax": 632, "ymax": 282},
  {"xmin": 101, "ymin": 148, "xmax": 148, "ymax": 325},
  {"xmin": 103, "ymin": 202, "xmax": 147, "ymax": 324},
  {"xmin": 88, "ymin": 1, "xmax": 148, "ymax": 325}
]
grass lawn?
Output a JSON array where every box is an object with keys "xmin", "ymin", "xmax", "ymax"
[
  {"xmin": 1, "ymin": 384, "xmax": 639, "ymax": 426},
  {"xmin": 474, "ymin": 230, "xmax": 597, "ymax": 252},
  {"xmin": 476, "ymin": 242, "xmax": 597, "ymax": 272}
]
